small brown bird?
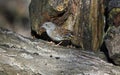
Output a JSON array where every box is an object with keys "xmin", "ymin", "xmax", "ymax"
[{"xmin": 41, "ymin": 22, "xmax": 74, "ymax": 41}]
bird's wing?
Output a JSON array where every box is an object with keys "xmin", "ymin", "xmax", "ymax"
[
  {"xmin": 55, "ymin": 27, "xmax": 74, "ymax": 40},
  {"xmin": 50, "ymin": 29, "xmax": 64, "ymax": 41}
]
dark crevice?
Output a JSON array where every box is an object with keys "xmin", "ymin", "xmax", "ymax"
[
  {"xmin": 100, "ymin": 41, "xmax": 116, "ymax": 65},
  {"xmin": 31, "ymin": 30, "xmax": 51, "ymax": 41},
  {"xmin": 100, "ymin": 5, "xmax": 116, "ymax": 65},
  {"xmin": 57, "ymin": 11, "xmax": 66, "ymax": 17}
]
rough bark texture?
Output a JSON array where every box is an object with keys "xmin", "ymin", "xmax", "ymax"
[
  {"xmin": 105, "ymin": 0, "xmax": 120, "ymax": 65},
  {"xmin": 0, "ymin": 27, "xmax": 120, "ymax": 75},
  {"xmin": 29, "ymin": 0, "xmax": 105, "ymax": 51},
  {"xmin": 105, "ymin": 26, "xmax": 120, "ymax": 65}
]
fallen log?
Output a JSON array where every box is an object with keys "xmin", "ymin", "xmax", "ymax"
[{"xmin": 0, "ymin": 28, "xmax": 120, "ymax": 75}]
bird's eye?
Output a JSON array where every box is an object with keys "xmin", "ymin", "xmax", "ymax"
[
  {"xmin": 45, "ymin": 24, "xmax": 48, "ymax": 26},
  {"xmin": 45, "ymin": 24, "xmax": 50, "ymax": 28}
]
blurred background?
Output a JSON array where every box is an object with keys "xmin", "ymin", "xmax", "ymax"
[{"xmin": 0, "ymin": 0, "xmax": 31, "ymax": 37}]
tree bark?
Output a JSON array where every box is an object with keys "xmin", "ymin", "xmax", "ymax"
[
  {"xmin": 105, "ymin": 0, "xmax": 120, "ymax": 66},
  {"xmin": 0, "ymin": 27, "xmax": 120, "ymax": 75},
  {"xmin": 29, "ymin": 0, "xmax": 105, "ymax": 51}
]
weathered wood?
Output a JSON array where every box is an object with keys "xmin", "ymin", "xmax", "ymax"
[
  {"xmin": 29, "ymin": 0, "xmax": 105, "ymax": 51},
  {"xmin": 71, "ymin": 0, "xmax": 105, "ymax": 50},
  {"xmin": 105, "ymin": 0, "xmax": 120, "ymax": 65},
  {"xmin": 105, "ymin": 26, "xmax": 120, "ymax": 65},
  {"xmin": 0, "ymin": 27, "xmax": 120, "ymax": 75}
]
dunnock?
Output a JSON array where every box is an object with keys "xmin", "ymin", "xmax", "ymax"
[{"xmin": 41, "ymin": 22, "xmax": 74, "ymax": 41}]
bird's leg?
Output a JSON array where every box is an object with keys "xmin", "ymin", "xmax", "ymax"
[
  {"xmin": 47, "ymin": 41, "xmax": 55, "ymax": 45},
  {"xmin": 55, "ymin": 41, "xmax": 63, "ymax": 46}
]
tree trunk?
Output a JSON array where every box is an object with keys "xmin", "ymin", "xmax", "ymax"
[
  {"xmin": 29, "ymin": 0, "xmax": 105, "ymax": 51},
  {"xmin": 105, "ymin": 0, "xmax": 120, "ymax": 65}
]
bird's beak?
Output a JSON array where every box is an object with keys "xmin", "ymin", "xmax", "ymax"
[{"xmin": 41, "ymin": 25, "xmax": 44, "ymax": 28}]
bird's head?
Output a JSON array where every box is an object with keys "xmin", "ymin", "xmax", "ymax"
[{"xmin": 41, "ymin": 22, "xmax": 56, "ymax": 31}]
